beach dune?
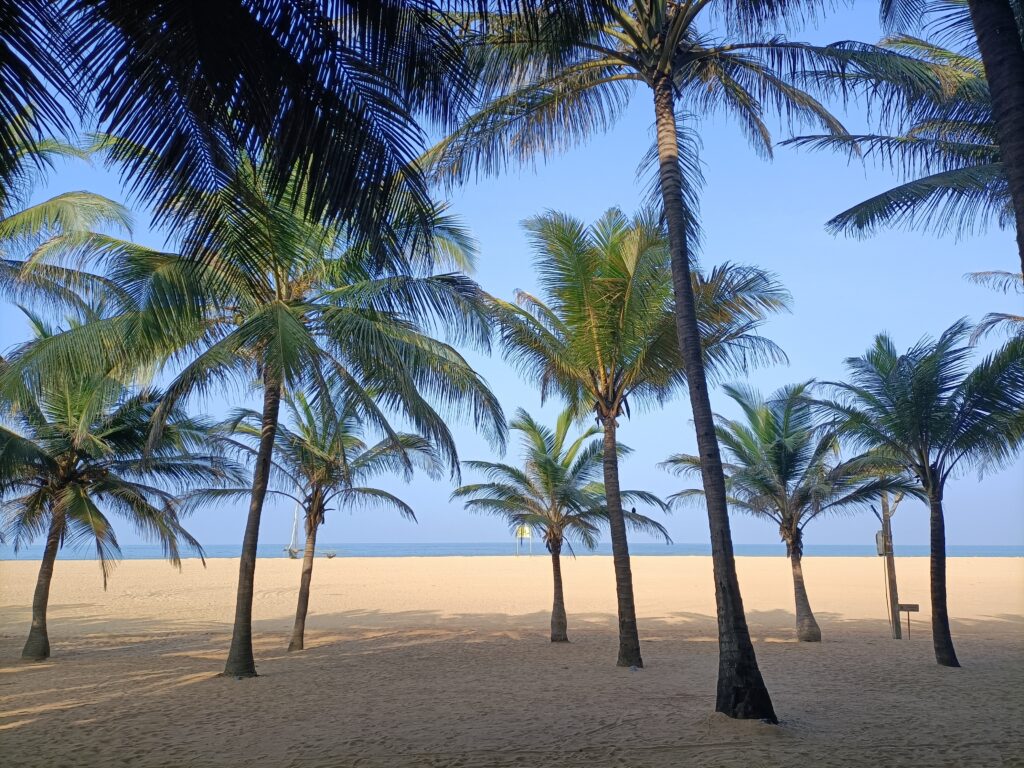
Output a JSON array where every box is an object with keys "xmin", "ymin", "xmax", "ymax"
[{"xmin": 1, "ymin": 555, "xmax": 1022, "ymax": 766}]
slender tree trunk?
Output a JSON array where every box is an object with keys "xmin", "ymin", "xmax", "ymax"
[
  {"xmin": 789, "ymin": 553, "xmax": 822, "ymax": 642},
  {"xmin": 881, "ymin": 495, "xmax": 901, "ymax": 640},
  {"xmin": 967, "ymin": 0, "xmax": 1024, "ymax": 272},
  {"xmin": 224, "ymin": 374, "xmax": 282, "ymax": 677},
  {"xmin": 21, "ymin": 512, "xmax": 62, "ymax": 661},
  {"xmin": 601, "ymin": 417, "xmax": 642, "ymax": 667},
  {"xmin": 928, "ymin": 489, "xmax": 960, "ymax": 667},
  {"xmin": 550, "ymin": 539, "xmax": 568, "ymax": 642},
  {"xmin": 288, "ymin": 512, "xmax": 320, "ymax": 652},
  {"xmin": 651, "ymin": 74, "xmax": 776, "ymax": 721}
]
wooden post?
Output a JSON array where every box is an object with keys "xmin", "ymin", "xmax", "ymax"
[{"xmin": 881, "ymin": 494, "xmax": 902, "ymax": 640}]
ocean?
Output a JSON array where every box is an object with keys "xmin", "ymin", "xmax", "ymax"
[{"xmin": 1, "ymin": 542, "xmax": 1021, "ymax": 561}]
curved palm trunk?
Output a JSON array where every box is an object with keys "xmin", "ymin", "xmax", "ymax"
[
  {"xmin": 550, "ymin": 539, "xmax": 568, "ymax": 642},
  {"xmin": 288, "ymin": 512, "xmax": 320, "ymax": 652},
  {"xmin": 789, "ymin": 553, "xmax": 821, "ymax": 642},
  {"xmin": 928, "ymin": 489, "xmax": 960, "ymax": 667},
  {"xmin": 967, "ymin": 0, "xmax": 1024, "ymax": 272},
  {"xmin": 224, "ymin": 374, "xmax": 282, "ymax": 677},
  {"xmin": 21, "ymin": 512, "xmax": 62, "ymax": 661},
  {"xmin": 652, "ymin": 75, "xmax": 776, "ymax": 721},
  {"xmin": 602, "ymin": 417, "xmax": 642, "ymax": 667}
]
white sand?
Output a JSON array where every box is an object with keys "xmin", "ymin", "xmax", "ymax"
[{"xmin": 1, "ymin": 555, "xmax": 1022, "ymax": 766}]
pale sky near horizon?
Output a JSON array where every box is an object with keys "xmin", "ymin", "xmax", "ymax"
[{"xmin": 1, "ymin": 1, "xmax": 1021, "ymax": 551}]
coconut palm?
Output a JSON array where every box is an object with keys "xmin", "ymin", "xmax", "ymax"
[
  {"xmin": 0, "ymin": 313, "xmax": 236, "ymax": 661},
  {"xmin": 664, "ymin": 383, "xmax": 919, "ymax": 642},
  {"xmin": 879, "ymin": 0, "xmax": 1024, "ymax": 271},
  {"xmin": 427, "ymin": 0, "xmax": 849, "ymax": 719},
  {"xmin": 493, "ymin": 207, "xmax": 789, "ymax": 669},
  {"xmin": 786, "ymin": 36, "xmax": 1009, "ymax": 243},
  {"xmin": 453, "ymin": 408, "xmax": 670, "ymax": 643},
  {"xmin": 817, "ymin": 320, "xmax": 1024, "ymax": 666},
  {"xmin": 1, "ymin": 155, "xmax": 505, "ymax": 678},
  {"xmin": 217, "ymin": 390, "xmax": 445, "ymax": 652}
]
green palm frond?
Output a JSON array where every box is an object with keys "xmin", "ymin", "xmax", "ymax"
[
  {"xmin": 664, "ymin": 381, "xmax": 909, "ymax": 548},
  {"xmin": 454, "ymin": 406, "xmax": 669, "ymax": 551},
  {"xmin": 819, "ymin": 320, "xmax": 1024, "ymax": 494},
  {"xmin": 496, "ymin": 207, "xmax": 789, "ymax": 422}
]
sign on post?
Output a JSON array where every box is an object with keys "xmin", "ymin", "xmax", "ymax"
[{"xmin": 898, "ymin": 603, "xmax": 920, "ymax": 637}]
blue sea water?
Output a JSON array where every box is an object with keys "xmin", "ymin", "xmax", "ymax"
[{"xmin": 0, "ymin": 541, "xmax": 1020, "ymax": 561}]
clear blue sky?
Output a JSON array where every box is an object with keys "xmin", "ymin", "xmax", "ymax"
[{"xmin": 2, "ymin": 2, "xmax": 1021, "ymax": 550}]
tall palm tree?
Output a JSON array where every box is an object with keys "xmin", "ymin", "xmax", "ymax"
[
  {"xmin": 664, "ymin": 383, "xmax": 918, "ymax": 642},
  {"xmin": 1, "ymin": 155, "xmax": 505, "ymax": 678},
  {"xmin": 427, "ymin": 0, "xmax": 847, "ymax": 719},
  {"xmin": 880, "ymin": 0, "xmax": 1024, "ymax": 272},
  {"xmin": 453, "ymin": 408, "xmax": 670, "ymax": 643},
  {"xmin": 217, "ymin": 390, "xmax": 444, "ymax": 652},
  {"xmin": 0, "ymin": 313, "xmax": 236, "ymax": 661},
  {"xmin": 493, "ymin": 207, "xmax": 789, "ymax": 670},
  {"xmin": 788, "ymin": 36, "xmax": 1012, "ymax": 243},
  {"xmin": 817, "ymin": 320, "xmax": 1024, "ymax": 666}
]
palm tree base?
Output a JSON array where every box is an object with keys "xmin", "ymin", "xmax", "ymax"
[
  {"xmin": 287, "ymin": 640, "xmax": 304, "ymax": 652},
  {"xmin": 21, "ymin": 629, "xmax": 50, "ymax": 661}
]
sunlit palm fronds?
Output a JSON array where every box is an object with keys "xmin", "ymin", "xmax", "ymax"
[{"xmin": 452, "ymin": 407, "xmax": 669, "ymax": 553}]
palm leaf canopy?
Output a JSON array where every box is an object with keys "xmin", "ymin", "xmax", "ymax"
[
  {"xmin": 787, "ymin": 30, "xmax": 1008, "ymax": 237},
  {"xmin": 817, "ymin": 319, "xmax": 1024, "ymax": 492},
  {"xmin": 425, "ymin": 0, "xmax": 850, "ymax": 239},
  {"xmin": 452, "ymin": 406, "xmax": 670, "ymax": 553},
  {"xmin": 213, "ymin": 389, "xmax": 444, "ymax": 525},
  {"xmin": 663, "ymin": 382, "xmax": 918, "ymax": 554},
  {"xmin": 1, "ymin": 153, "xmax": 506, "ymax": 471},
  {"xmin": 0, "ymin": 314, "xmax": 241, "ymax": 584},
  {"xmin": 494, "ymin": 207, "xmax": 789, "ymax": 421}
]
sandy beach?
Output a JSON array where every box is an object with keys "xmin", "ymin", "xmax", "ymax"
[{"xmin": 1, "ymin": 555, "xmax": 1022, "ymax": 767}]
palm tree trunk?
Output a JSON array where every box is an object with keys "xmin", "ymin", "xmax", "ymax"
[
  {"xmin": 288, "ymin": 512, "xmax": 320, "ymax": 652},
  {"xmin": 224, "ymin": 374, "xmax": 282, "ymax": 677},
  {"xmin": 967, "ymin": 0, "xmax": 1024, "ymax": 273},
  {"xmin": 550, "ymin": 539, "xmax": 569, "ymax": 642},
  {"xmin": 789, "ymin": 552, "xmax": 822, "ymax": 642},
  {"xmin": 881, "ymin": 495, "xmax": 901, "ymax": 640},
  {"xmin": 21, "ymin": 512, "xmax": 62, "ymax": 661},
  {"xmin": 651, "ymin": 74, "xmax": 776, "ymax": 721},
  {"xmin": 928, "ymin": 488, "xmax": 960, "ymax": 667},
  {"xmin": 601, "ymin": 417, "xmax": 642, "ymax": 667}
]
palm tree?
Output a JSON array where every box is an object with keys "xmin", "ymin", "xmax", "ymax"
[
  {"xmin": 0, "ymin": 313, "xmax": 235, "ymax": 661},
  {"xmin": 1, "ymin": 155, "xmax": 505, "ymax": 678},
  {"xmin": 817, "ymin": 320, "xmax": 1024, "ymax": 666},
  {"xmin": 492, "ymin": 207, "xmax": 789, "ymax": 670},
  {"xmin": 427, "ymin": 1, "xmax": 848, "ymax": 719},
  {"xmin": 453, "ymin": 408, "xmax": 670, "ymax": 643},
  {"xmin": 787, "ymin": 36, "xmax": 1010, "ymax": 243},
  {"xmin": 664, "ymin": 383, "xmax": 918, "ymax": 642},
  {"xmin": 880, "ymin": 0, "xmax": 1024, "ymax": 272},
  {"xmin": 217, "ymin": 391, "xmax": 444, "ymax": 652}
]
